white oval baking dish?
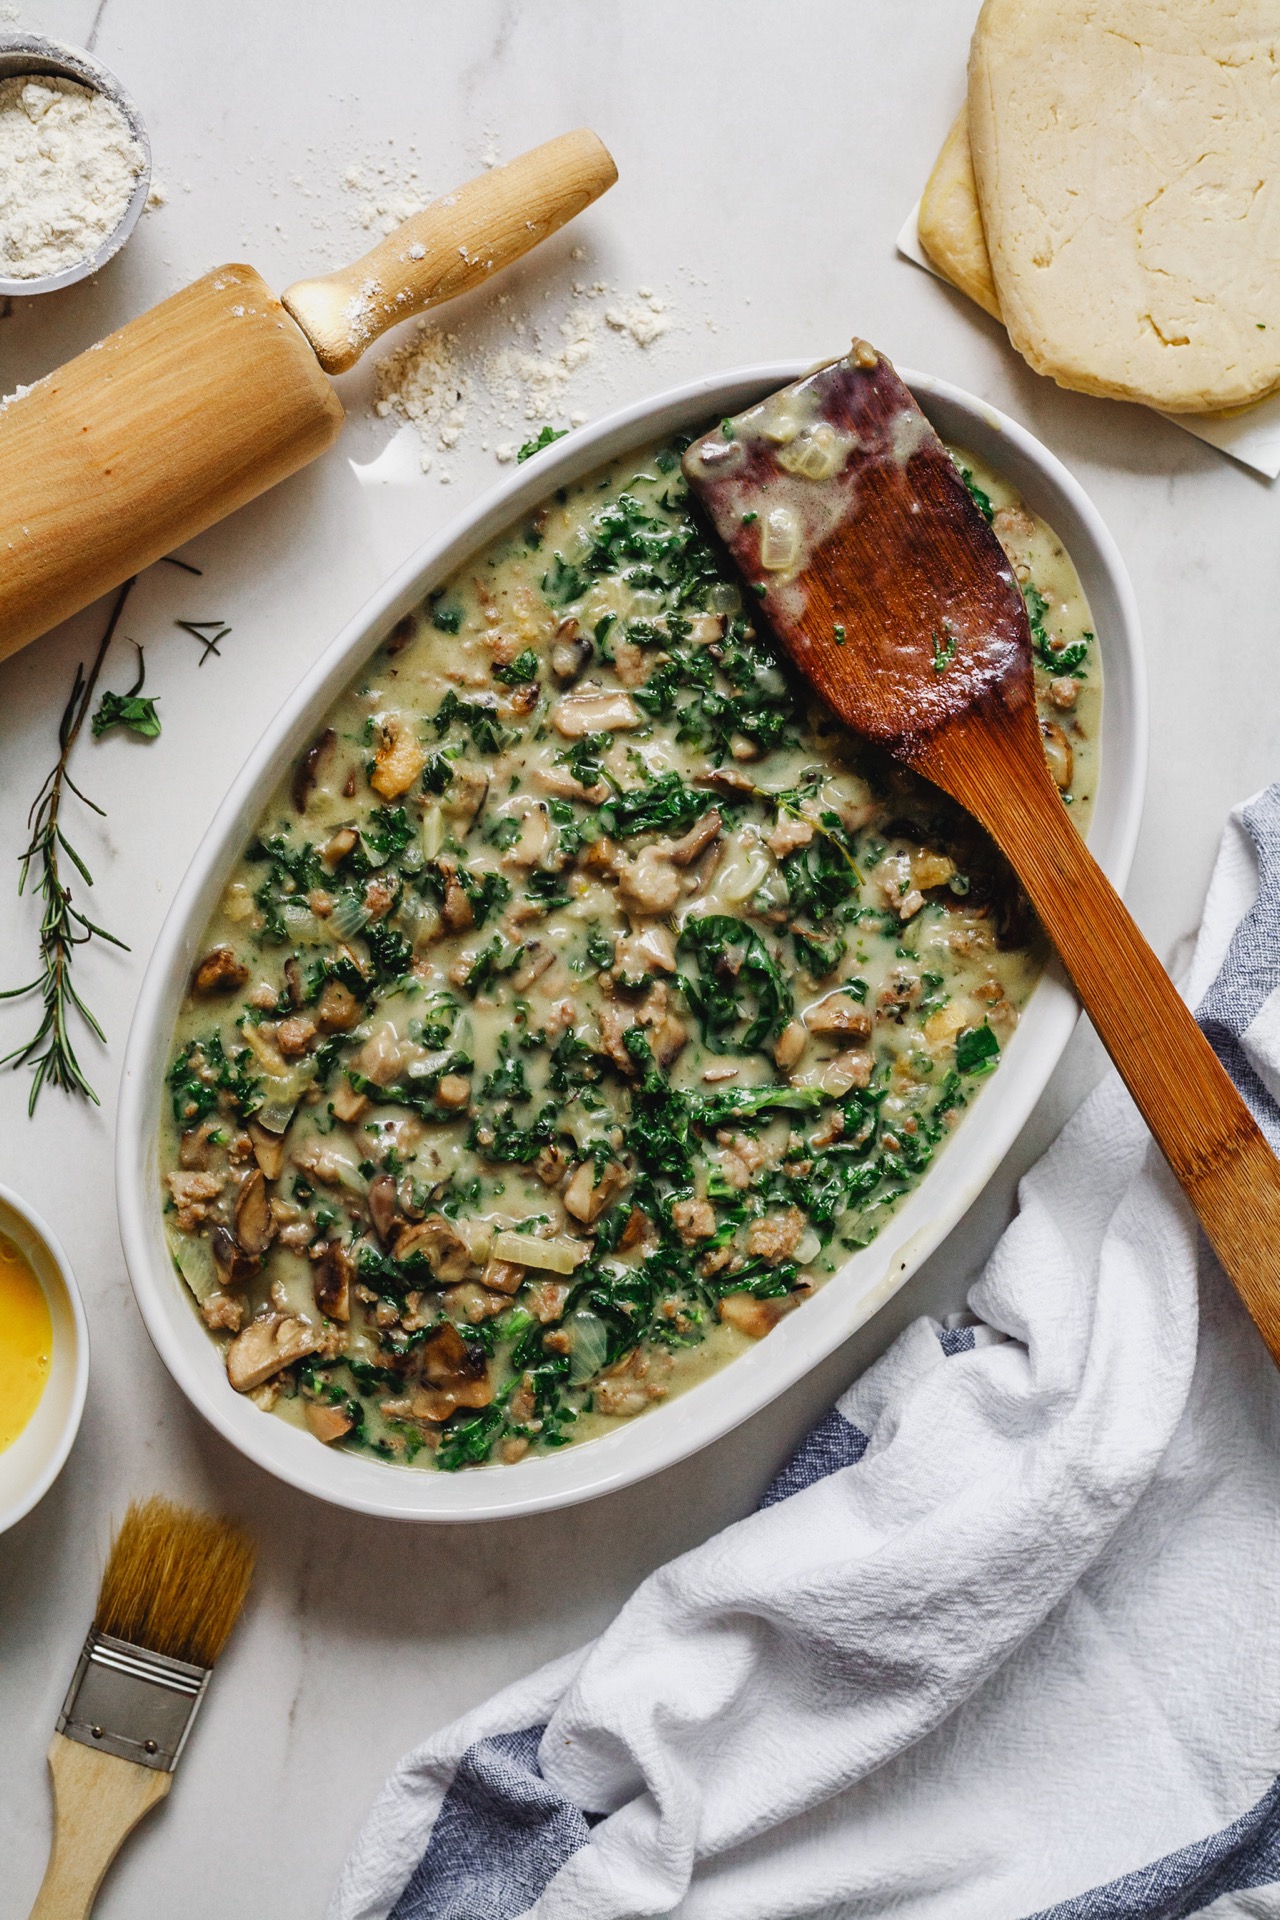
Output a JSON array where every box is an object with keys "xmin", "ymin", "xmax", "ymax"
[{"xmin": 116, "ymin": 361, "xmax": 1147, "ymax": 1522}]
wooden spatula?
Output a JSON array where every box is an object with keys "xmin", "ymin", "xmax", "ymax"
[
  {"xmin": 0, "ymin": 128, "xmax": 615, "ymax": 664},
  {"xmin": 684, "ymin": 343, "xmax": 1280, "ymax": 1363}
]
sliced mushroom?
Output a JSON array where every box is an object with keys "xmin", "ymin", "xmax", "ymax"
[
  {"xmin": 400, "ymin": 1320, "xmax": 494, "ymax": 1420},
  {"xmin": 313, "ymin": 1242, "xmax": 353, "ymax": 1322},
  {"xmin": 292, "ymin": 727, "xmax": 336, "ymax": 812},
  {"xmin": 305, "ymin": 1401, "xmax": 353, "ymax": 1444},
  {"xmin": 563, "ymin": 1159, "xmax": 629, "ymax": 1226},
  {"xmin": 192, "ymin": 946, "xmax": 249, "ymax": 996},
  {"xmin": 667, "ymin": 810, "xmax": 722, "ymax": 867},
  {"xmin": 393, "ymin": 1214, "xmax": 474, "ymax": 1283},
  {"xmin": 442, "ymin": 763, "xmax": 490, "ymax": 828},
  {"xmin": 512, "ymin": 942, "xmax": 556, "ymax": 992},
  {"xmin": 479, "ymin": 1257, "xmax": 526, "ymax": 1296},
  {"xmin": 248, "ymin": 1120, "xmax": 288, "ymax": 1181},
  {"xmin": 322, "ymin": 826, "xmax": 359, "ymax": 867},
  {"xmin": 233, "ymin": 1168, "xmax": 276, "ymax": 1259},
  {"xmin": 804, "ymin": 993, "xmax": 873, "ymax": 1040},
  {"xmin": 226, "ymin": 1313, "xmax": 322, "ymax": 1393},
  {"xmin": 442, "ymin": 875, "xmax": 474, "ymax": 932},
  {"xmin": 773, "ymin": 1019, "xmax": 808, "ymax": 1070},
  {"xmin": 210, "ymin": 1223, "xmax": 257, "ymax": 1289},
  {"xmin": 550, "ymin": 621, "xmax": 593, "ymax": 685},
  {"xmin": 367, "ymin": 1172, "xmax": 401, "ymax": 1247},
  {"xmin": 551, "ymin": 687, "xmax": 640, "ymax": 737}
]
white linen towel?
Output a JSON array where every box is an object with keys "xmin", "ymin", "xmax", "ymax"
[{"xmin": 332, "ymin": 791, "xmax": 1280, "ymax": 1920}]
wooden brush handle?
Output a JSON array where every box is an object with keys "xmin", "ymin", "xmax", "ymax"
[
  {"xmin": 28, "ymin": 1735, "xmax": 170, "ymax": 1920},
  {"xmin": 282, "ymin": 128, "xmax": 617, "ymax": 373},
  {"xmin": 937, "ymin": 731, "xmax": 1280, "ymax": 1360}
]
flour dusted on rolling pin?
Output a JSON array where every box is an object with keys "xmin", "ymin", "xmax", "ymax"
[{"xmin": 0, "ymin": 74, "xmax": 144, "ymax": 279}]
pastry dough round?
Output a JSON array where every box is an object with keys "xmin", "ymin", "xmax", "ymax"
[
  {"xmin": 918, "ymin": 111, "xmax": 1003, "ymax": 323},
  {"xmin": 968, "ymin": 0, "xmax": 1280, "ymax": 414}
]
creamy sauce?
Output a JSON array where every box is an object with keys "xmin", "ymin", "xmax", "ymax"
[
  {"xmin": 0, "ymin": 1234, "xmax": 52, "ymax": 1452},
  {"xmin": 159, "ymin": 426, "xmax": 1099, "ymax": 1473}
]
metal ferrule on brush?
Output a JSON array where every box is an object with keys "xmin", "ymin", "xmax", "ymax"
[{"xmin": 55, "ymin": 1630, "xmax": 211, "ymax": 1772}]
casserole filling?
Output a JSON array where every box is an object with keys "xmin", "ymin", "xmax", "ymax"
[{"xmin": 161, "ymin": 433, "xmax": 1099, "ymax": 1470}]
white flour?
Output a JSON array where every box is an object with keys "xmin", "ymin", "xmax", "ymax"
[
  {"xmin": 372, "ymin": 266, "xmax": 676, "ymax": 477},
  {"xmin": 0, "ymin": 73, "xmax": 144, "ymax": 279}
]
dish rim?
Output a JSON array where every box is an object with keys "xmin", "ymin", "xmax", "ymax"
[
  {"xmin": 0, "ymin": 1179, "xmax": 90, "ymax": 1534},
  {"xmin": 115, "ymin": 358, "xmax": 1148, "ymax": 1522}
]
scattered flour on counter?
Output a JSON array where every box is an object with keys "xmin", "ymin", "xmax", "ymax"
[
  {"xmin": 0, "ymin": 74, "xmax": 145, "ymax": 279},
  {"xmin": 372, "ymin": 272, "xmax": 678, "ymax": 478},
  {"xmin": 341, "ymin": 158, "xmax": 429, "ymax": 236},
  {"xmin": 373, "ymin": 327, "xmax": 472, "ymax": 474}
]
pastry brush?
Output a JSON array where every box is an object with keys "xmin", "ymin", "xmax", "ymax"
[{"xmin": 28, "ymin": 1496, "xmax": 255, "ymax": 1919}]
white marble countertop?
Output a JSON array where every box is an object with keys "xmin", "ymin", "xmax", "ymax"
[{"xmin": 3, "ymin": 3, "xmax": 1278, "ymax": 1913}]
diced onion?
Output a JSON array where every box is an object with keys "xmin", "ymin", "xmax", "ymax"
[
  {"xmin": 168, "ymin": 1229, "xmax": 219, "ymax": 1304},
  {"xmin": 566, "ymin": 1309, "xmax": 610, "ymax": 1383},
  {"xmin": 420, "ymin": 805, "xmax": 445, "ymax": 862},
  {"xmin": 778, "ymin": 422, "xmax": 845, "ymax": 482},
  {"xmin": 492, "ymin": 1231, "xmax": 588, "ymax": 1274},
  {"xmin": 281, "ymin": 901, "xmax": 319, "ymax": 940},
  {"xmin": 715, "ymin": 843, "xmax": 772, "ymax": 907},
  {"xmin": 759, "ymin": 506, "xmax": 801, "ymax": 572},
  {"xmin": 794, "ymin": 1228, "xmax": 822, "ymax": 1266},
  {"xmin": 330, "ymin": 892, "xmax": 371, "ymax": 940}
]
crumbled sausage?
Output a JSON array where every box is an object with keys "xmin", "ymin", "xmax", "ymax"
[
  {"xmin": 746, "ymin": 1206, "xmax": 804, "ymax": 1262},
  {"xmin": 672, "ymin": 1197, "xmax": 716, "ymax": 1244},
  {"xmin": 192, "ymin": 946, "xmax": 248, "ymax": 996},
  {"xmin": 718, "ymin": 1292, "xmax": 790, "ymax": 1339},
  {"xmin": 166, "ymin": 1169, "xmax": 224, "ymax": 1233},
  {"xmin": 766, "ymin": 815, "xmax": 813, "ymax": 858}
]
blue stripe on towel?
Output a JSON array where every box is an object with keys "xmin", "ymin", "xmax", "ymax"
[
  {"xmin": 389, "ymin": 1725, "xmax": 595, "ymax": 1920},
  {"xmin": 1197, "ymin": 786, "xmax": 1280, "ymax": 1153},
  {"xmin": 1026, "ymin": 1772, "xmax": 1280, "ymax": 1919},
  {"xmin": 757, "ymin": 1407, "xmax": 869, "ymax": 1509},
  {"xmin": 391, "ymin": 1413, "xmax": 871, "ymax": 1915}
]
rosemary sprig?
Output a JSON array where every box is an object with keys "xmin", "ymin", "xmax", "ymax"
[
  {"xmin": 0, "ymin": 580, "xmax": 135, "ymax": 1112},
  {"xmin": 175, "ymin": 617, "xmax": 231, "ymax": 664}
]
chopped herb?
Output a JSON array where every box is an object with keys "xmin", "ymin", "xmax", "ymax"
[
  {"xmin": 517, "ymin": 425, "xmax": 568, "ymax": 463},
  {"xmin": 92, "ymin": 643, "xmax": 161, "ymax": 740}
]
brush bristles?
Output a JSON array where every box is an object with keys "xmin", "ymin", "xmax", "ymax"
[{"xmin": 94, "ymin": 1496, "xmax": 255, "ymax": 1668}]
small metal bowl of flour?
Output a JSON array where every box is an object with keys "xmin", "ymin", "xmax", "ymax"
[{"xmin": 0, "ymin": 33, "xmax": 151, "ymax": 297}]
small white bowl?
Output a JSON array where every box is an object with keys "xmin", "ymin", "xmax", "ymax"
[
  {"xmin": 117, "ymin": 361, "xmax": 1147, "ymax": 1523},
  {"xmin": 0, "ymin": 1183, "xmax": 89, "ymax": 1534},
  {"xmin": 0, "ymin": 33, "xmax": 152, "ymax": 298}
]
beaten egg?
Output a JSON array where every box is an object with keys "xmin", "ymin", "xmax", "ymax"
[{"xmin": 0, "ymin": 1233, "xmax": 52, "ymax": 1451}]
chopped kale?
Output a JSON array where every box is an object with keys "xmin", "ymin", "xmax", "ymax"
[
  {"xmin": 955, "ymin": 1023, "xmax": 1000, "ymax": 1076},
  {"xmin": 678, "ymin": 915, "xmax": 792, "ymax": 1054},
  {"xmin": 600, "ymin": 770, "xmax": 715, "ymax": 839}
]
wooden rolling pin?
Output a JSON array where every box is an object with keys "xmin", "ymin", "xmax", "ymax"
[{"xmin": 0, "ymin": 129, "xmax": 616, "ymax": 663}]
